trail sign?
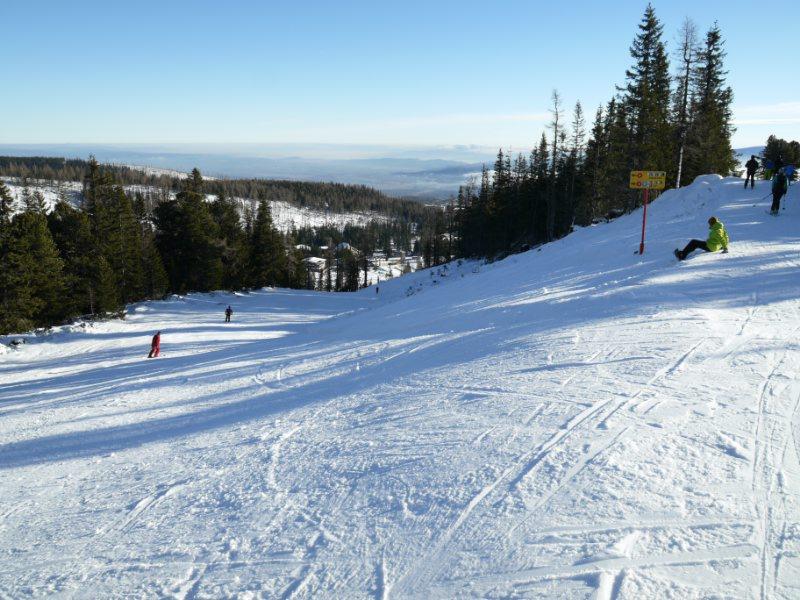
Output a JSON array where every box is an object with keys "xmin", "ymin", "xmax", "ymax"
[
  {"xmin": 629, "ymin": 170, "xmax": 666, "ymax": 190},
  {"xmin": 630, "ymin": 170, "xmax": 666, "ymax": 255}
]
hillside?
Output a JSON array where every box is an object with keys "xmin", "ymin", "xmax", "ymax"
[
  {"xmin": 1, "ymin": 175, "xmax": 799, "ymax": 598},
  {"xmin": 0, "ymin": 176, "xmax": 389, "ymax": 234},
  {"xmin": 0, "ymin": 156, "xmax": 439, "ymax": 223}
]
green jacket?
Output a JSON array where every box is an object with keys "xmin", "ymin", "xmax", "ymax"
[{"xmin": 706, "ymin": 221, "xmax": 729, "ymax": 252}]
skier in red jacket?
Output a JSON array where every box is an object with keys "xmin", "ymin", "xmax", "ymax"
[{"xmin": 148, "ymin": 331, "xmax": 161, "ymax": 358}]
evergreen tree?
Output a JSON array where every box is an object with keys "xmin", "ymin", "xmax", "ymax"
[
  {"xmin": 140, "ymin": 240, "xmax": 168, "ymax": 300},
  {"xmin": 248, "ymin": 199, "xmax": 286, "ymax": 288},
  {"xmin": 0, "ymin": 212, "xmax": 64, "ymax": 333},
  {"xmin": 683, "ymin": 23, "xmax": 736, "ymax": 180},
  {"xmin": 761, "ymin": 135, "xmax": 800, "ymax": 179},
  {"xmin": 47, "ymin": 201, "xmax": 115, "ymax": 317},
  {"xmin": 210, "ymin": 192, "xmax": 247, "ymax": 289},
  {"xmin": 324, "ymin": 247, "xmax": 333, "ymax": 292},
  {"xmin": 0, "ymin": 182, "xmax": 13, "ymax": 226},
  {"xmin": 26, "ymin": 190, "xmax": 47, "ymax": 214},
  {"xmin": 155, "ymin": 168, "xmax": 223, "ymax": 293},
  {"xmin": 622, "ymin": 4, "xmax": 672, "ymax": 180},
  {"xmin": 578, "ymin": 106, "xmax": 607, "ymax": 225}
]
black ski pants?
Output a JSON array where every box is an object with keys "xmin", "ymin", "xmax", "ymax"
[
  {"xmin": 771, "ymin": 190, "xmax": 785, "ymax": 212},
  {"xmin": 745, "ymin": 172, "xmax": 756, "ymax": 188},
  {"xmin": 680, "ymin": 239, "xmax": 710, "ymax": 258}
]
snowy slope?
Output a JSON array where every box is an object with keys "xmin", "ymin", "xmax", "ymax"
[
  {"xmin": 1, "ymin": 176, "xmax": 800, "ymax": 598},
  {"xmin": 1, "ymin": 177, "xmax": 388, "ymax": 233}
]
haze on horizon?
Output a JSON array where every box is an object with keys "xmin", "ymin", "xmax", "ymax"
[{"xmin": 2, "ymin": 0, "xmax": 799, "ymax": 155}]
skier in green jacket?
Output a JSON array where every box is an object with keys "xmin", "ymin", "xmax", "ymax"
[{"xmin": 674, "ymin": 217, "xmax": 729, "ymax": 261}]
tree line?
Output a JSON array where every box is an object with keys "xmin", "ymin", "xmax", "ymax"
[
  {"xmin": 456, "ymin": 5, "xmax": 737, "ymax": 259},
  {"xmin": 0, "ymin": 160, "xmax": 423, "ymax": 334},
  {"xmin": 0, "ymin": 156, "xmax": 438, "ymax": 223}
]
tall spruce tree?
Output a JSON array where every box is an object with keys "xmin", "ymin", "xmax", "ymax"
[
  {"xmin": 249, "ymin": 199, "xmax": 286, "ymax": 288},
  {"xmin": 683, "ymin": 23, "xmax": 736, "ymax": 180},
  {"xmin": 622, "ymin": 4, "xmax": 672, "ymax": 182},
  {"xmin": 210, "ymin": 192, "xmax": 247, "ymax": 289},
  {"xmin": 0, "ymin": 211, "xmax": 64, "ymax": 333}
]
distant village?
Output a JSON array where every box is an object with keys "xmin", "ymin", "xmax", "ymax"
[{"xmin": 297, "ymin": 241, "xmax": 425, "ymax": 288}]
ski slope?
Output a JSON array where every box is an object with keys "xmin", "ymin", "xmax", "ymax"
[{"xmin": 1, "ymin": 176, "xmax": 799, "ymax": 598}]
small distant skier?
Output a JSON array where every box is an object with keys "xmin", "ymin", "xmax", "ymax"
[
  {"xmin": 225, "ymin": 305, "xmax": 233, "ymax": 322},
  {"xmin": 771, "ymin": 169, "xmax": 789, "ymax": 214},
  {"xmin": 744, "ymin": 155, "xmax": 759, "ymax": 189},
  {"xmin": 148, "ymin": 331, "xmax": 161, "ymax": 358},
  {"xmin": 674, "ymin": 217, "xmax": 729, "ymax": 261}
]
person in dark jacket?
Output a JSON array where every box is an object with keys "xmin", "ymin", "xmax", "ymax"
[
  {"xmin": 744, "ymin": 155, "xmax": 759, "ymax": 189},
  {"xmin": 148, "ymin": 331, "xmax": 161, "ymax": 358},
  {"xmin": 771, "ymin": 169, "xmax": 789, "ymax": 214},
  {"xmin": 674, "ymin": 217, "xmax": 729, "ymax": 260},
  {"xmin": 225, "ymin": 306, "xmax": 233, "ymax": 322}
]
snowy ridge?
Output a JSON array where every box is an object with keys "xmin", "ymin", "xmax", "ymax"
[
  {"xmin": 1, "ymin": 176, "xmax": 800, "ymax": 597},
  {"xmin": 1, "ymin": 177, "xmax": 389, "ymax": 233}
]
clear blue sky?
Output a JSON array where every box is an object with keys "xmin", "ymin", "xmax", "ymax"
[{"xmin": 2, "ymin": 0, "xmax": 797, "ymax": 151}]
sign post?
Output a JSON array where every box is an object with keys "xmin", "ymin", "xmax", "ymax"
[{"xmin": 629, "ymin": 170, "xmax": 666, "ymax": 255}]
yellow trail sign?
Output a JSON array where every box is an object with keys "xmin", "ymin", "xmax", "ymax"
[{"xmin": 629, "ymin": 170, "xmax": 666, "ymax": 190}]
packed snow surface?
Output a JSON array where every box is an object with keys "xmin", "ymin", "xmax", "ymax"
[{"xmin": 2, "ymin": 176, "xmax": 800, "ymax": 598}]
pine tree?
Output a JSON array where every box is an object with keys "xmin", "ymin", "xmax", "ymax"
[
  {"xmin": 762, "ymin": 135, "xmax": 800, "ymax": 179},
  {"xmin": 0, "ymin": 182, "xmax": 13, "ymax": 226},
  {"xmin": 26, "ymin": 191, "xmax": 47, "ymax": 214},
  {"xmin": 48, "ymin": 201, "xmax": 109, "ymax": 317},
  {"xmin": 578, "ymin": 106, "xmax": 607, "ymax": 225},
  {"xmin": 622, "ymin": 4, "xmax": 672, "ymax": 180},
  {"xmin": 155, "ymin": 168, "xmax": 223, "ymax": 293},
  {"xmin": 249, "ymin": 199, "xmax": 286, "ymax": 288},
  {"xmin": 210, "ymin": 192, "xmax": 247, "ymax": 289},
  {"xmin": 683, "ymin": 23, "xmax": 736, "ymax": 180},
  {"xmin": 324, "ymin": 247, "xmax": 333, "ymax": 292},
  {"xmin": 0, "ymin": 212, "xmax": 65, "ymax": 333},
  {"xmin": 140, "ymin": 240, "xmax": 168, "ymax": 300}
]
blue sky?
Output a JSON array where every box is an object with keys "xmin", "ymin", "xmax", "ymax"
[{"xmin": 2, "ymin": 0, "xmax": 797, "ymax": 152}]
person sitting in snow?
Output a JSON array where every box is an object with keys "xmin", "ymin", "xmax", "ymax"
[
  {"xmin": 147, "ymin": 331, "xmax": 161, "ymax": 358},
  {"xmin": 674, "ymin": 217, "xmax": 729, "ymax": 261},
  {"xmin": 225, "ymin": 305, "xmax": 233, "ymax": 322}
]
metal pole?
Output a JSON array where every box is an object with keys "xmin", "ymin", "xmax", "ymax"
[{"xmin": 639, "ymin": 188, "xmax": 650, "ymax": 255}]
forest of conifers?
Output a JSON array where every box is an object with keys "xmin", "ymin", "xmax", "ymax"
[
  {"xmin": 456, "ymin": 6, "xmax": 737, "ymax": 258},
  {"xmin": 0, "ymin": 159, "xmax": 442, "ymax": 334}
]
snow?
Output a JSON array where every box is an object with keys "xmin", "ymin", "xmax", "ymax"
[
  {"xmin": 2, "ymin": 176, "xmax": 800, "ymax": 598},
  {"xmin": 0, "ymin": 177, "xmax": 390, "ymax": 233}
]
